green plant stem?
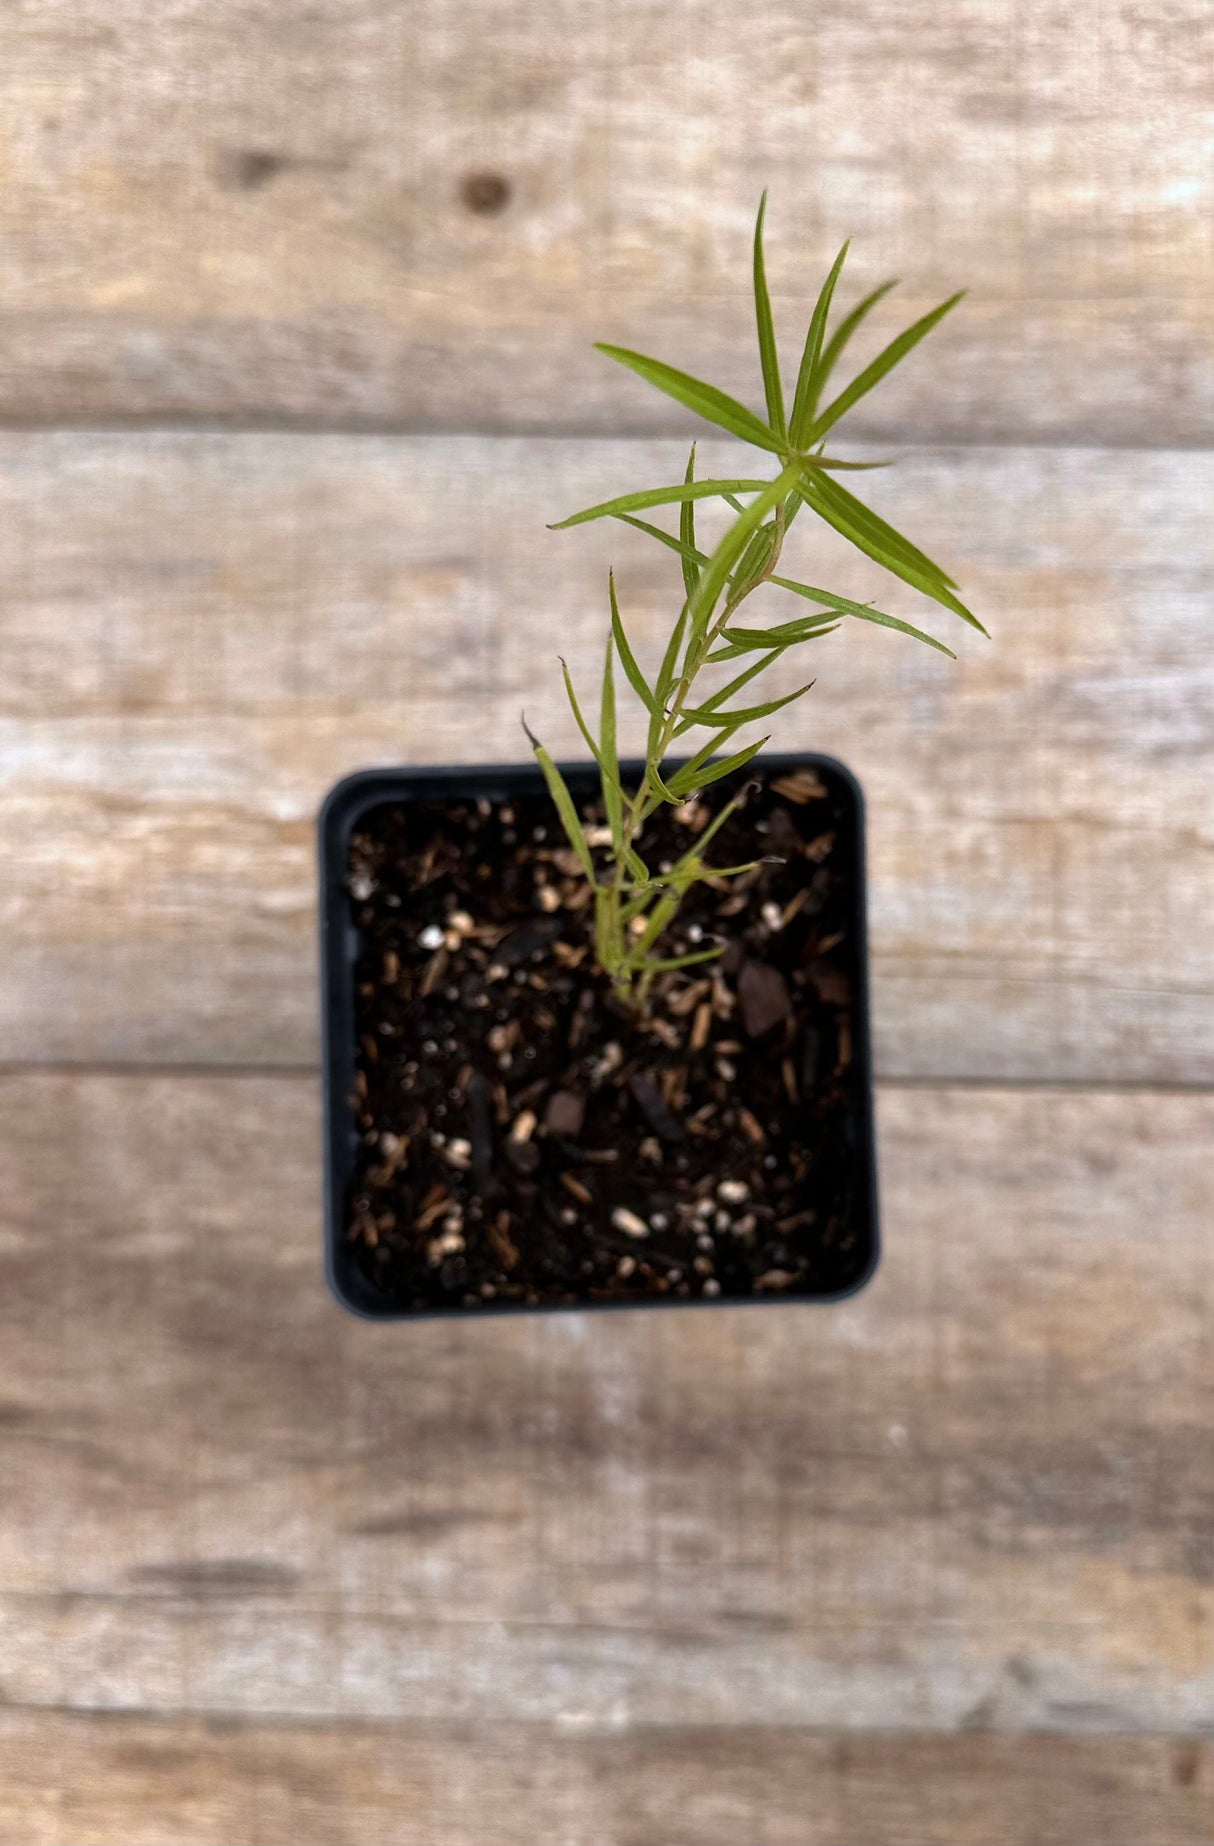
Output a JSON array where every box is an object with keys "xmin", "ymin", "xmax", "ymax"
[{"xmin": 603, "ymin": 465, "xmax": 798, "ymax": 1002}]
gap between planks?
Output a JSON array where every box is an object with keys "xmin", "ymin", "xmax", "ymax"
[
  {"xmin": 0, "ymin": 415, "xmax": 1211, "ymax": 452},
  {"xmin": 1, "ymin": 1060, "xmax": 1213, "ymax": 1097}
]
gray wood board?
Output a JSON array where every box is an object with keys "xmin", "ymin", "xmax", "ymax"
[
  {"xmin": 0, "ymin": 2, "xmax": 1210, "ymax": 439},
  {"xmin": 0, "ymin": 434, "xmax": 1209, "ymax": 1076}
]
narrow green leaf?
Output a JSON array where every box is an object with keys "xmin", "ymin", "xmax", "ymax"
[
  {"xmin": 674, "ymin": 650, "xmax": 779, "ymax": 735},
  {"xmin": 528, "ymin": 736, "xmax": 595, "ymax": 881},
  {"xmin": 805, "ymin": 291, "xmax": 966, "ymax": 445},
  {"xmin": 658, "ymin": 855, "xmax": 768, "ymax": 889},
  {"xmin": 813, "ymin": 278, "xmax": 898, "ymax": 407},
  {"xmin": 599, "ymin": 631, "xmax": 624, "ymax": 849},
  {"xmin": 795, "ymin": 471, "xmax": 960, "ymax": 587},
  {"xmin": 680, "ymin": 443, "xmax": 700, "ymax": 602},
  {"xmin": 802, "ymin": 476, "xmax": 964, "ymax": 620},
  {"xmin": 804, "ymin": 454, "xmax": 894, "ymax": 471},
  {"xmin": 613, "ymin": 513, "xmax": 708, "ymax": 570},
  {"xmin": 560, "ymin": 658, "xmax": 635, "ymax": 793},
  {"xmin": 789, "ymin": 241, "xmax": 850, "ymax": 448},
  {"xmin": 752, "ymin": 192, "xmax": 785, "ymax": 437},
  {"xmin": 678, "ymin": 681, "xmax": 813, "ymax": 730},
  {"xmin": 706, "ymin": 644, "xmax": 789, "ymax": 701},
  {"xmin": 837, "ymin": 606, "xmax": 954, "ymax": 651},
  {"xmin": 608, "ymin": 570, "xmax": 660, "ymax": 715},
  {"xmin": 632, "ymin": 889, "xmax": 683, "ymax": 956},
  {"xmin": 594, "ymin": 343, "xmax": 781, "ymax": 452},
  {"xmin": 730, "ymin": 519, "xmax": 778, "ymax": 594},
  {"xmin": 636, "ymin": 946, "xmax": 724, "ymax": 974},
  {"xmin": 671, "ymin": 787, "xmax": 751, "ymax": 865},
  {"xmin": 783, "ymin": 485, "xmax": 806, "ymax": 535},
  {"xmin": 709, "ymin": 619, "xmax": 840, "ymax": 659},
  {"xmin": 619, "ymin": 879, "xmax": 657, "ymax": 923},
  {"xmin": 664, "ymin": 718, "xmax": 747, "ymax": 791},
  {"xmin": 798, "ymin": 473, "xmax": 987, "ymax": 633},
  {"xmin": 593, "ymin": 882, "xmax": 621, "ymax": 972},
  {"xmin": 666, "ymin": 734, "xmax": 769, "ymax": 798},
  {"xmin": 767, "ymin": 575, "xmax": 887, "ymax": 617},
  {"xmin": 645, "ymin": 759, "xmax": 684, "ymax": 809},
  {"xmin": 694, "ymin": 860, "xmax": 765, "ymax": 879},
  {"xmin": 650, "ymin": 599, "xmax": 691, "ymax": 761},
  {"xmin": 630, "ymin": 455, "xmax": 705, "ymax": 747},
  {"xmin": 550, "ymin": 478, "xmax": 773, "ymax": 531},
  {"xmin": 766, "ymin": 576, "xmax": 956, "ymax": 655},
  {"xmin": 610, "ymin": 505, "xmax": 802, "ymax": 661},
  {"xmin": 685, "ymin": 464, "xmax": 800, "ymax": 652},
  {"xmin": 560, "ymin": 657, "xmax": 599, "ymax": 759}
]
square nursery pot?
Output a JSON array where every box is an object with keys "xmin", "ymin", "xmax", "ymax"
[{"xmin": 319, "ymin": 753, "xmax": 878, "ymax": 1320}]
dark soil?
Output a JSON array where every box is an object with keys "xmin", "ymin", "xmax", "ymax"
[{"xmin": 341, "ymin": 762, "xmax": 873, "ymax": 1311}]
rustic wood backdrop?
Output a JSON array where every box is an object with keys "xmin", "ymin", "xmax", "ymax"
[{"xmin": 0, "ymin": 3, "xmax": 1210, "ymax": 1842}]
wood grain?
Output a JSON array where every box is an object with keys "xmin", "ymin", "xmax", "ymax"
[
  {"xmin": 2, "ymin": 5, "xmax": 1210, "ymax": 1839},
  {"xmin": 0, "ymin": 1071, "xmax": 1209, "ymax": 1733},
  {"xmin": 0, "ymin": 433, "xmax": 1210, "ymax": 1077},
  {"xmin": 0, "ymin": 1712, "xmax": 1210, "ymax": 1846},
  {"xmin": 0, "ymin": 1, "xmax": 1211, "ymax": 439}
]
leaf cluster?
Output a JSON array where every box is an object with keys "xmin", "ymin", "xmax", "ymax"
[{"xmin": 529, "ymin": 195, "xmax": 985, "ymax": 999}]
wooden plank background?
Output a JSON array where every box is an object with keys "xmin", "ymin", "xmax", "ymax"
[
  {"xmin": 0, "ymin": 0, "xmax": 1211, "ymax": 442},
  {"xmin": 1, "ymin": 435, "xmax": 1209, "ymax": 1077},
  {"xmin": 0, "ymin": 3, "xmax": 1210, "ymax": 1842}
]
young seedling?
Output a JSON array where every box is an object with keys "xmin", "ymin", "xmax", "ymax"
[{"xmin": 528, "ymin": 195, "xmax": 985, "ymax": 1005}]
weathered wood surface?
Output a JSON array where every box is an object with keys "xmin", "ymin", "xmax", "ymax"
[
  {"xmin": 0, "ymin": 1713, "xmax": 1209, "ymax": 1846},
  {"xmin": 0, "ymin": 433, "xmax": 1210, "ymax": 1078},
  {"xmin": 0, "ymin": 2, "xmax": 1211, "ymax": 440},
  {"xmin": 2, "ymin": 6, "xmax": 1211, "ymax": 1837},
  {"xmin": 0, "ymin": 1072, "xmax": 1209, "ymax": 1742}
]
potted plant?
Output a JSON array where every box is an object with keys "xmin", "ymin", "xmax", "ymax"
[{"xmin": 320, "ymin": 196, "xmax": 984, "ymax": 1318}]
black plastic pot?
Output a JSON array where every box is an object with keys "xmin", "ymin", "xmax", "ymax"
[{"xmin": 319, "ymin": 754, "xmax": 878, "ymax": 1320}]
